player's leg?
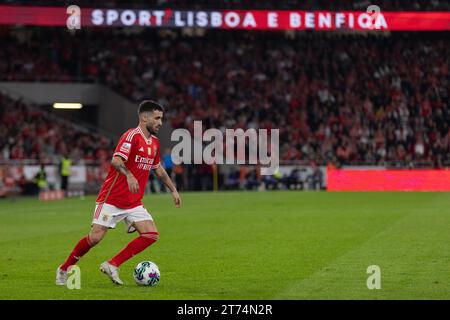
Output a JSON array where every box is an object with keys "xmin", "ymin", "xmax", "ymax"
[
  {"xmin": 58, "ymin": 225, "xmax": 107, "ymax": 271},
  {"xmin": 133, "ymin": 219, "xmax": 158, "ymax": 233},
  {"xmin": 108, "ymin": 220, "xmax": 159, "ymax": 268},
  {"xmin": 61, "ymin": 221, "xmax": 109, "ymax": 271},
  {"xmin": 108, "ymin": 206, "xmax": 159, "ymax": 266},
  {"xmin": 56, "ymin": 203, "xmax": 117, "ymax": 285},
  {"xmin": 100, "ymin": 220, "xmax": 158, "ymax": 286},
  {"xmin": 99, "ymin": 206, "xmax": 158, "ymax": 285},
  {"xmin": 56, "ymin": 224, "xmax": 108, "ymax": 285}
]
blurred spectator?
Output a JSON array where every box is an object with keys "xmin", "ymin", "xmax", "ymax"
[
  {"xmin": 59, "ymin": 151, "xmax": 71, "ymax": 195},
  {"xmin": 286, "ymin": 168, "xmax": 302, "ymax": 190},
  {"xmin": 146, "ymin": 170, "xmax": 162, "ymax": 194},
  {"xmin": 17, "ymin": 174, "xmax": 38, "ymax": 196},
  {"xmin": 162, "ymin": 148, "xmax": 174, "ymax": 179},
  {"xmin": 307, "ymin": 162, "xmax": 324, "ymax": 190},
  {"xmin": 224, "ymin": 169, "xmax": 240, "ymax": 190},
  {"xmin": 33, "ymin": 164, "xmax": 47, "ymax": 192},
  {"xmin": 263, "ymin": 168, "xmax": 282, "ymax": 190},
  {"xmin": 0, "ymin": 178, "xmax": 5, "ymax": 198},
  {"xmin": 173, "ymin": 163, "xmax": 185, "ymax": 191},
  {"xmin": 245, "ymin": 168, "xmax": 260, "ymax": 190}
]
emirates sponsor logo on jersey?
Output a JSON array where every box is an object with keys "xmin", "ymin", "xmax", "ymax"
[
  {"xmin": 135, "ymin": 154, "xmax": 155, "ymax": 171},
  {"xmin": 135, "ymin": 155, "xmax": 154, "ymax": 164}
]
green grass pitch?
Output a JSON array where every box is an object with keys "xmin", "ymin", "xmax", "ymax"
[{"xmin": 0, "ymin": 191, "xmax": 449, "ymax": 299}]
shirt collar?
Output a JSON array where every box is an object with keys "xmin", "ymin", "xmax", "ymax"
[{"xmin": 137, "ymin": 126, "xmax": 152, "ymax": 144}]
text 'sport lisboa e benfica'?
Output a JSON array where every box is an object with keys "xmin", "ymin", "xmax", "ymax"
[
  {"xmin": 87, "ymin": 9, "xmax": 449, "ymax": 30},
  {"xmin": 90, "ymin": 10, "xmax": 389, "ymax": 30}
]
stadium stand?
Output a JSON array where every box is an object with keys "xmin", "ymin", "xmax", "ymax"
[
  {"xmin": 0, "ymin": 91, "xmax": 114, "ymax": 162},
  {"xmin": 1, "ymin": 30, "xmax": 448, "ymax": 169}
]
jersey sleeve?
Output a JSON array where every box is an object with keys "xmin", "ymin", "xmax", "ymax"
[
  {"xmin": 113, "ymin": 130, "xmax": 134, "ymax": 161},
  {"xmin": 152, "ymin": 142, "xmax": 160, "ymax": 169}
]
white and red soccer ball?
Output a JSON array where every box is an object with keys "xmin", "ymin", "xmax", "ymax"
[{"xmin": 133, "ymin": 261, "xmax": 160, "ymax": 286}]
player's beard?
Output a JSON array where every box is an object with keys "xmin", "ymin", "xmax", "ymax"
[{"xmin": 146, "ymin": 124, "xmax": 157, "ymax": 135}]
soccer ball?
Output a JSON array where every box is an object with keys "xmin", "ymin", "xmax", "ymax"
[{"xmin": 133, "ymin": 261, "xmax": 160, "ymax": 286}]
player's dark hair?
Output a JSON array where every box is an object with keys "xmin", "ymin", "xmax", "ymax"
[{"xmin": 138, "ymin": 100, "xmax": 164, "ymax": 115}]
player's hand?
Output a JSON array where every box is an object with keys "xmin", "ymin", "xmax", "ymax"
[
  {"xmin": 126, "ymin": 174, "xmax": 139, "ymax": 193},
  {"xmin": 172, "ymin": 191, "xmax": 181, "ymax": 208}
]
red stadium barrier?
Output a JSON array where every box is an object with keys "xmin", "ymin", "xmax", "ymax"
[{"xmin": 327, "ymin": 168, "xmax": 450, "ymax": 191}]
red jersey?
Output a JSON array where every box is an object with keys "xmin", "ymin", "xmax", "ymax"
[{"xmin": 96, "ymin": 126, "xmax": 160, "ymax": 209}]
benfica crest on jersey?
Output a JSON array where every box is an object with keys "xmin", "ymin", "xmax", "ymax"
[{"xmin": 148, "ymin": 147, "xmax": 151, "ymax": 156}]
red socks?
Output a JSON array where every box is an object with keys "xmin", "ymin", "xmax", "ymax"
[
  {"xmin": 60, "ymin": 236, "xmax": 93, "ymax": 271},
  {"xmin": 60, "ymin": 232, "xmax": 158, "ymax": 271},
  {"xmin": 109, "ymin": 232, "xmax": 159, "ymax": 267}
]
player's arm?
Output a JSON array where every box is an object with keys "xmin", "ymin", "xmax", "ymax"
[
  {"xmin": 111, "ymin": 156, "xmax": 139, "ymax": 194},
  {"xmin": 154, "ymin": 165, "xmax": 181, "ymax": 208}
]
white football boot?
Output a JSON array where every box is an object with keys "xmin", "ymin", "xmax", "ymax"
[
  {"xmin": 55, "ymin": 266, "xmax": 68, "ymax": 286},
  {"xmin": 100, "ymin": 261, "xmax": 124, "ymax": 285}
]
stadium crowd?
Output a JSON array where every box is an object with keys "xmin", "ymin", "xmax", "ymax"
[
  {"xmin": 0, "ymin": 92, "xmax": 114, "ymax": 163},
  {"xmin": 2, "ymin": 30, "xmax": 448, "ymax": 168},
  {"xmin": 1, "ymin": 28, "xmax": 449, "ymax": 195}
]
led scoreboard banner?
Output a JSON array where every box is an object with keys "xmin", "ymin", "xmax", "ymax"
[{"xmin": 0, "ymin": 6, "xmax": 449, "ymax": 30}]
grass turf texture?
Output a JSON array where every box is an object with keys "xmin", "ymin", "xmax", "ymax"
[{"xmin": 0, "ymin": 191, "xmax": 449, "ymax": 299}]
